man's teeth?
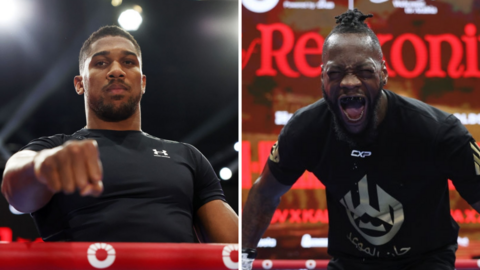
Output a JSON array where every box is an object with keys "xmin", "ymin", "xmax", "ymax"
[
  {"xmin": 340, "ymin": 96, "xmax": 365, "ymax": 103},
  {"xmin": 343, "ymin": 109, "xmax": 364, "ymax": 121}
]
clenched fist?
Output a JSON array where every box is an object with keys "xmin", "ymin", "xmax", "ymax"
[{"xmin": 33, "ymin": 139, "xmax": 103, "ymax": 196}]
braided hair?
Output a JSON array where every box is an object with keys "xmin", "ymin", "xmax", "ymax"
[
  {"xmin": 323, "ymin": 9, "xmax": 382, "ymax": 60},
  {"xmin": 334, "ymin": 8, "xmax": 372, "ymax": 29}
]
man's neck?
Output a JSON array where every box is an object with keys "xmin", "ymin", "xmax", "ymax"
[
  {"xmin": 376, "ymin": 90, "xmax": 388, "ymax": 127},
  {"xmin": 85, "ymin": 110, "xmax": 142, "ymax": 131}
]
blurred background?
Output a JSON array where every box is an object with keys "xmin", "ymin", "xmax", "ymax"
[
  {"xmin": 242, "ymin": 0, "xmax": 480, "ymax": 260},
  {"xmin": 0, "ymin": 0, "xmax": 238, "ymax": 242}
]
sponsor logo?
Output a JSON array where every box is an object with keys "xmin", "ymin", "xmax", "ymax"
[
  {"xmin": 153, "ymin": 149, "xmax": 170, "ymax": 158},
  {"xmin": 258, "ymin": 237, "xmax": 277, "ymax": 248},
  {"xmin": 243, "ymin": 23, "xmax": 480, "ymax": 79},
  {"xmin": 340, "ymin": 175, "xmax": 404, "ymax": 246},
  {"xmin": 222, "ymin": 244, "xmax": 239, "ymax": 270},
  {"xmin": 242, "ymin": 0, "xmax": 279, "ymax": 13},
  {"xmin": 301, "ymin": 234, "xmax": 328, "ymax": 248},
  {"xmin": 283, "ymin": 0, "xmax": 335, "ymax": 10},
  {"xmin": 393, "ymin": 0, "xmax": 438, "ymax": 14},
  {"xmin": 87, "ymin": 243, "xmax": 116, "ymax": 269},
  {"xmin": 351, "ymin": 150, "xmax": 372, "ymax": 158}
]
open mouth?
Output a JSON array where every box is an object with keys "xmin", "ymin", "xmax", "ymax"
[{"xmin": 339, "ymin": 96, "xmax": 366, "ymax": 122}]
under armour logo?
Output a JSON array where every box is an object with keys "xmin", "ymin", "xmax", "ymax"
[
  {"xmin": 351, "ymin": 150, "xmax": 371, "ymax": 158},
  {"xmin": 153, "ymin": 149, "xmax": 170, "ymax": 158}
]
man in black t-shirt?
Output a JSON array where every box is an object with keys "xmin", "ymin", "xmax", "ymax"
[
  {"xmin": 242, "ymin": 9, "xmax": 480, "ymax": 270},
  {"xmin": 1, "ymin": 26, "xmax": 238, "ymax": 243}
]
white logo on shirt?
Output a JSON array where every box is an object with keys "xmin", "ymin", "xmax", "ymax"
[
  {"xmin": 340, "ymin": 175, "xmax": 404, "ymax": 246},
  {"xmin": 351, "ymin": 150, "xmax": 372, "ymax": 158},
  {"xmin": 153, "ymin": 149, "xmax": 170, "ymax": 158}
]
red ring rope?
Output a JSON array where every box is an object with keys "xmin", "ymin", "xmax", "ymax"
[
  {"xmin": 252, "ymin": 259, "xmax": 480, "ymax": 269},
  {"xmin": 0, "ymin": 242, "xmax": 238, "ymax": 270}
]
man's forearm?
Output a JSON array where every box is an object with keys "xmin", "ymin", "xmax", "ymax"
[
  {"xmin": 1, "ymin": 151, "xmax": 52, "ymax": 213},
  {"xmin": 194, "ymin": 200, "xmax": 238, "ymax": 243},
  {"xmin": 242, "ymin": 182, "xmax": 281, "ymax": 249}
]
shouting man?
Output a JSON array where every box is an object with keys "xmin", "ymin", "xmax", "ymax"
[{"xmin": 242, "ymin": 9, "xmax": 480, "ymax": 270}]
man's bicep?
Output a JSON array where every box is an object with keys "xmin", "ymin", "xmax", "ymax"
[
  {"xmin": 435, "ymin": 117, "xmax": 480, "ymax": 205},
  {"xmin": 254, "ymin": 162, "xmax": 297, "ymax": 199}
]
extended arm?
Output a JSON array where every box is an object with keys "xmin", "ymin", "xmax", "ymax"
[
  {"xmin": 242, "ymin": 165, "xmax": 292, "ymax": 249},
  {"xmin": 2, "ymin": 150, "xmax": 54, "ymax": 213},
  {"xmin": 1, "ymin": 140, "xmax": 103, "ymax": 213},
  {"xmin": 194, "ymin": 199, "xmax": 238, "ymax": 243}
]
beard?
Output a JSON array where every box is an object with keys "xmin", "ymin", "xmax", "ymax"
[
  {"xmin": 87, "ymin": 86, "xmax": 141, "ymax": 122},
  {"xmin": 322, "ymin": 81, "xmax": 384, "ymax": 148}
]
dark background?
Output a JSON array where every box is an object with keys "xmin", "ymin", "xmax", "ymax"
[{"xmin": 0, "ymin": 0, "xmax": 238, "ymax": 241}]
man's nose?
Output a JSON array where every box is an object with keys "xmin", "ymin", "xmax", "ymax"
[
  {"xmin": 340, "ymin": 73, "xmax": 361, "ymax": 89},
  {"xmin": 107, "ymin": 61, "xmax": 126, "ymax": 79}
]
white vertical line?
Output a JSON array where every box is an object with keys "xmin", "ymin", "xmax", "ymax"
[{"xmin": 238, "ymin": 0, "xmax": 243, "ymax": 250}]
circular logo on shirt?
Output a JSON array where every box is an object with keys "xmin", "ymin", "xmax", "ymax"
[
  {"xmin": 222, "ymin": 244, "xmax": 239, "ymax": 269},
  {"xmin": 87, "ymin": 243, "xmax": 116, "ymax": 269},
  {"xmin": 242, "ymin": 0, "xmax": 279, "ymax": 13}
]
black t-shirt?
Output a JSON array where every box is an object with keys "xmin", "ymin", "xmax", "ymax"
[
  {"xmin": 20, "ymin": 129, "xmax": 226, "ymax": 242},
  {"xmin": 268, "ymin": 90, "xmax": 480, "ymax": 260}
]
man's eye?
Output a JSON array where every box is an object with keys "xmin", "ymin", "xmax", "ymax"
[
  {"xmin": 96, "ymin": 61, "xmax": 107, "ymax": 66},
  {"xmin": 328, "ymin": 72, "xmax": 341, "ymax": 78},
  {"xmin": 125, "ymin": 60, "xmax": 134, "ymax": 65},
  {"xmin": 358, "ymin": 70, "xmax": 374, "ymax": 77}
]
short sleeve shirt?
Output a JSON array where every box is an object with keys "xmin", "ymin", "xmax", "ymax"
[
  {"xmin": 21, "ymin": 129, "xmax": 226, "ymax": 242},
  {"xmin": 267, "ymin": 90, "xmax": 480, "ymax": 259}
]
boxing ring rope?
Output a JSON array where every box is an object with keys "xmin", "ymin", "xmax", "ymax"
[
  {"xmin": 252, "ymin": 259, "xmax": 480, "ymax": 269},
  {"xmin": 0, "ymin": 242, "xmax": 239, "ymax": 270}
]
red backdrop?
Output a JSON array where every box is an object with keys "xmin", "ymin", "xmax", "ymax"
[{"xmin": 242, "ymin": 0, "xmax": 480, "ymax": 260}]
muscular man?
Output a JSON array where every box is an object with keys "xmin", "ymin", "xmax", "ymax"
[
  {"xmin": 242, "ymin": 9, "xmax": 480, "ymax": 270},
  {"xmin": 2, "ymin": 26, "xmax": 238, "ymax": 243}
]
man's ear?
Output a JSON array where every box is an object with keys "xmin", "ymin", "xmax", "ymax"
[
  {"xmin": 141, "ymin": 74, "xmax": 146, "ymax": 94},
  {"xmin": 74, "ymin": 76, "xmax": 84, "ymax": 95},
  {"xmin": 381, "ymin": 60, "xmax": 388, "ymax": 85},
  {"xmin": 320, "ymin": 64, "xmax": 324, "ymax": 83}
]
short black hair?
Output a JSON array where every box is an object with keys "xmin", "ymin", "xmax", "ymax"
[
  {"xmin": 323, "ymin": 9, "xmax": 382, "ymax": 61},
  {"xmin": 78, "ymin": 25, "xmax": 142, "ymax": 73}
]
